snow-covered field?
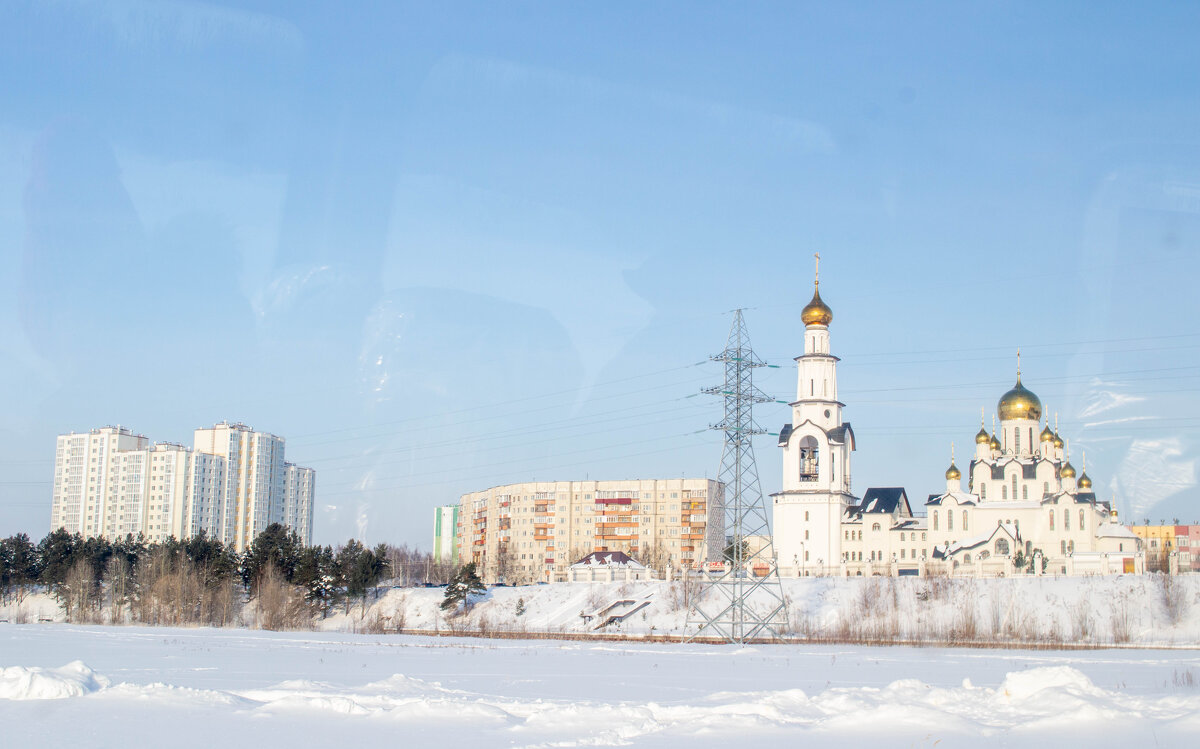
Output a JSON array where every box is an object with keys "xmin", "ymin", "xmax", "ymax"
[{"xmin": 2, "ymin": 624, "xmax": 1200, "ymax": 747}]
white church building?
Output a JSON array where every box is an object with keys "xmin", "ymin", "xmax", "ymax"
[{"xmin": 772, "ymin": 260, "xmax": 1142, "ymax": 577}]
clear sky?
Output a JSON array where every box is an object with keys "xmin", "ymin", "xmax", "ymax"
[{"xmin": 1, "ymin": 1, "xmax": 1198, "ymax": 548}]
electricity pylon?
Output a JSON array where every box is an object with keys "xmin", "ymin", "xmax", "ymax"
[{"xmin": 685, "ymin": 309, "xmax": 787, "ymax": 643}]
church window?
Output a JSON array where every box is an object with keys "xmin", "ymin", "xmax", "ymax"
[
  {"xmin": 810, "ymin": 379, "xmax": 814, "ymax": 396},
  {"xmin": 872, "ymin": 523, "xmax": 881, "ymax": 531},
  {"xmin": 805, "ymin": 511, "xmax": 809, "ymax": 521},
  {"xmin": 799, "ymin": 437, "xmax": 819, "ymax": 482},
  {"xmin": 1014, "ymin": 429, "xmax": 1021, "ymax": 455},
  {"xmin": 844, "ymin": 530, "xmax": 849, "ymax": 540},
  {"xmin": 1022, "ymin": 485, "xmax": 1028, "ymax": 500},
  {"xmin": 900, "ymin": 532, "xmax": 906, "ymax": 542},
  {"xmin": 1044, "ymin": 481, "xmax": 1049, "ymax": 495},
  {"xmin": 1049, "ymin": 510, "xmax": 1055, "ymax": 531},
  {"xmin": 1079, "ymin": 510, "xmax": 1085, "ymax": 530},
  {"xmin": 948, "ymin": 511, "xmax": 954, "ymax": 531},
  {"xmin": 981, "ymin": 484, "xmax": 987, "ymax": 500},
  {"xmin": 1064, "ymin": 510, "xmax": 1070, "ymax": 531},
  {"xmin": 1061, "ymin": 540, "xmax": 1067, "ymax": 555},
  {"xmin": 964, "ymin": 553, "xmax": 972, "ymax": 564},
  {"xmin": 996, "ymin": 538, "xmax": 1010, "ymax": 555},
  {"xmin": 962, "ymin": 511, "xmax": 968, "ymax": 531},
  {"xmin": 901, "ymin": 549, "xmax": 905, "ymax": 559},
  {"xmin": 804, "ymin": 530, "xmax": 809, "ymax": 540},
  {"xmin": 922, "ymin": 533, "xmax": 927, "ymax": 541},
  {"xmin": 933, "ymin": 512, "xmax": 938, "ymax": 531},
  {"xmin": 1011, "ymin": 475, "xmax": 1018, "ymax": 499},
  {"xmin": 857, "ymin": 530, "xmax": 862, "ymax": 540},
  {"xmin": 1002, "ymin": 485, "xmax": 1008, "ymax": 500},
  {"xmin": 1068, "ymin": 540, "xmax": 1074, "ymax": 553}
]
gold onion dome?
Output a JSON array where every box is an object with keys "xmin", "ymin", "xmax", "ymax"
[
  {"xmin": 801, "ymin": 286, "xmax": 833, "ymax": 327},
  {"xmin": 1078, "ymin": 472, "xmax": 1092, "ymax": 489},
  {"xmin": 1040, "ymin": 424, "xmax": 1055, "ymax": 442},
  {"xmin": 1061, "ymin": 462, "xmax": 1077, "ymax": 479},
  {"xmin": 989, "ymin": 433, "xmax": 1001, "ymax": 451},
  {"xmin": 945, "ymin": 462, "xmax": 961, "ymax": 480},
  {"xmin": 975, "ymin": 426, "xmax": 991, "ymax": 444},
  {"xmin": 1053, "ymin": 433, "xmax": 1064, "ymax": 449},
  {"xmin": 997, "ymin": 376, "xmax": 1043, "ymax": 421}
]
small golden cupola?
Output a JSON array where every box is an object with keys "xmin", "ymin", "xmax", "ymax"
[
  {"xmin": 1040, "ymin": 423, "xmax": 1055, "ymax": 443},
  {"xmin": 975, "ymin": 409, "xmax": 990, "ymax": 444},
  {"xmin": 800, "ymin": 253, "xmax": 833, "ymax": 327},
  {"xmin": 1061, "ymin": 461, "xmax": 1077, "ymax": 479},
  {"xmin": 945, "ymin": 444, "xmax": 961, "ymax": 480},
  {"xmin": 997, "ymin": 352, "xmax": 1042, "ymax": 421},
  {"xmin": 1077, "ymin": 451, "xmax": 1092, "ymax": 489},
  {"xmin": 989, "ymin": 432, "xmax": 1001, "ymax": 451}
]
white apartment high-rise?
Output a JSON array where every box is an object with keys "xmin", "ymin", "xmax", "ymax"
[
  {"xmin": 193, "ymin": 422, "xmax": 287, "ymax": 552},
  {"xmin": 51, "ymin": 423, "xmax": 315, "ymax": 549}
]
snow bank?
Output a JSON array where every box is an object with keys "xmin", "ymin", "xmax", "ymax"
[
  {"xmin": 321, "ymin": 574, "xmax": 1200, "ymax": 646},
  {"xmin": 0, "ymin": 661, "xmax": 109, "ymax": 700}
]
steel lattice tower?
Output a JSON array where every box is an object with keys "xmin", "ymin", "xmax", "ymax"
[{"xmin": 686, "ymin": 309, "xmax": 787, "ymax": 643}]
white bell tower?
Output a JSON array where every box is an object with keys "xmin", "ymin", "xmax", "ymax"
[{"xmin": 772, "ymin": 254, "xmax": 856, "ymax": 576}]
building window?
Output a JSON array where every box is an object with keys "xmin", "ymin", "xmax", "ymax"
[
  {"xmin": 1044, "ymin": 481, "xmax": 1050, "ymax": 495},
  {"xmin": 1022, "ymin": 485, "xmax": 1028, "ymax": 500},
  {"xmin": 1002, "ymin": 485, "xmax": 1008, "ymax": 500},
  {"xmin": 1011, "ymin": 475, "xmax": 1018, "ymax": 499},
  {"xmin": 981, "ymin": 484, "xmax": 986, "ymax": 500},
  {"xmin": 901, "ymin": 549, "xmax": 906, "ymax": 559},
  {"xmin": 872, "ymin": 523, "xmax": 881, "ymax": 531},
  {"xmin": 948, "ymin": 511, "xmax": 954, "ymax": 531},
  {"xmin": 900, "ymin": 532, "xmax": 906, "ymax": 542},
  {"xmin": 996, "ymin": 538, "xmax": 1010, "ymax": 555},
  {"xmin": 805, "ymin": 511, "xmax": 809, "ymax": 521},
  {"xmin": 933, "ymin": 512, "xmax": 939, "ymax": 530},
  {"xmin": 1080, "ymin": 509, "xmax": 1085, "ymax": 530},
  {"xmin": 805, "ymin": 530, "xmax": 809, "ymax": 540},
  {"xmin": 1014, "ymin": 429, "xmax": 1021, "ymax": 454},
  {"xmin": 922, "ymin": 532, "xmax": 926, "ymax": 541},
  {"xmin": 1064, "ymin": 510, "xmax": 1070, "ymax": 531},
  {"xmin": 1061, "ymin": 540, "xmax": 1067, "ymax": 555},
  {"xmin": 962, "ymin": 511, "xmax": 968, "ymax": 532},
  {"xmin": 1049, "ymin": 510, "xmax": 1055, "ymax": 531}
]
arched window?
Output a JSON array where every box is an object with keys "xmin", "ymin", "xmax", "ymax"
[
  {"xmin": 964, "ymin": 553, "xmax": 972, "ymax": 564},
  {"xmin": 979, "ymin": 550, "xmax": 990, "ymax": 560},
  {"xmin": 981, "ymin": 484, "xmax": 987, "ymax": 500},
  {"xmin": 922, "ymin": 532, "xmax": 927, "ymax": 541},
  {"xmin": 1079, "ymin": 509, "xmax": 1085, "ymax": 530},
  {"xmin": 1002, "ymin": 485, "xmax": 1008, "ymax": 500},
  {"xmin": 962, "ymin": 511, "xmax": 968, "ymax": 532},
  {"xmin": 900, "ymin": 532, "xmax": 906, "ymax": 542},
  {"xmin": 872, "ymin": 523, "xmax": 881, "ymax": 531},
  {"xmin": 1049, "ymin": 510, "xmax": 1055, "ymax": 531},
  {"xmin": 798, "ymin": 436, "xmax": 819, "ymax": 482},
  {"xmin": 805, "ymin": 511, "xmax": 809, "ymax": 521},
  {"xmin": 1014, "ymin": 429, "xmax": 1021, "ymax": 454},
  {"xmin": 1061, "ymin": 540, "xmax": 1067, "ymax": 555},
  {"xmin": 857, "ymin": 530, "xmax": 862, "ymax": 540},
  {"xmin": 805, "ymin": 530, "xmax": 810, "ymax": 540},
  {"xmin": 996, "ymin": 538, "xmax": 1010, "ymax": 555},
  {"xmin": 1044, "ymin": 481, "xmax": 1049, "ymax": 495},
  {"xmin": 1064, "ymin": 510, "xmax": 1070, "ymax": 531},
  {"xmin": 1068, "ymin": 540, "xmax": 1074, "ymax": 553},
  {"xmin": 933, "ymin": 511, "xmax": 939, "ymax": 530},
  {"xmin": 1011, "ymin": 475, "xmax": 1018, "ymax": 499},
  {"xmin": 948, "ymin": 511, "xmax": 954, "ymax": 531},
  {"xmin": 1022, "ymin": 485, "xmax": 1028, "ymax": 500}
]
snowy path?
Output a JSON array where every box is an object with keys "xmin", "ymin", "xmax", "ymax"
[{"xmin": 2, "ymin": 625, "xmax": 1199, "ymax": 747}]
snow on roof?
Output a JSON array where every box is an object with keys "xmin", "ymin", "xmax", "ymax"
[
  {"xmin": 570, "ymin": 551, "xmax": 647, "ymax": 569},
  {"xmin": 935, "ymin": 523, "xmax": 1019, "ymax": 558},
  {"xmin": 1096, "ymin": 524, "xmax": 1139, "ymax": 540}
]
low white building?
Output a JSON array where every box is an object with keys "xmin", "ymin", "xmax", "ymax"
[{"xmin": 568, "ymin": 551, "xmax": 652, "ymax": 582}]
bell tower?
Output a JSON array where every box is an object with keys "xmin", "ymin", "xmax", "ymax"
[{"xmin": 772, "ymin": 254, "xmax": 856, "ymax": 576}]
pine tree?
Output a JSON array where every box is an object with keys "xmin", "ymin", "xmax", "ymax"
[
  {"xmin": 441, "ymin": 562, "xmax": 485, "ymax": 613},
  {"xmin": 515, "ymin": 597, "xmax": 526, "ymax": 617}
]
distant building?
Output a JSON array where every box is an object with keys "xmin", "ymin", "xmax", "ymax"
[
  {"xmin": 568, "ymin": 551, "xmax": 651, "ymax": 582},
  {"xmin": 1128, "ymin": 523, "xmax": 1200, "ymax": 573},
  {"xmin": 50, "ymin": 423, "xmax": 315, "ymax": 549},
  {"xmin": 433, "ymin": 505, "xmax": 459, "ymax": 562},
  {"xmin": 457, "ymin": 479, "xmax": 723, "ymax": 584}
]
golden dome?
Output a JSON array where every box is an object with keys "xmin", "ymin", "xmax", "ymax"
[
  {"xmin": 1053, "ymin": 433, "xmax": 1064, "ymax": 449},
  {"xmin": 1078, "ymin": 472, "xmax": 1092, "ymax": 489},
  {"xmin": 989, "ymin": 433, "xmax": 1001, "ymax": 451},
  {"xmin": 801, "ymin": 285, "xmax": 833, "ymax": 327},
  {"xmin": 1040, "ymin": 424, "xmax": 1055, "ymax": 442},
  {"xmin": 1061, "ymin": 461, "xmax": 1077, "ymax": 479},
  {"xmin": 997, "ymin": 376, "xmax": 1042, "ymax": 422},
  {"xmin": 975, "ymin": 426, "xmax": 990, "ymax": 444},
  {"xmin": 945, "ymin": 462, "xmax": 961, "ymax": 480}
]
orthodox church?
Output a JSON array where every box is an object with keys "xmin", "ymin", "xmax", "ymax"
[{"xmin": 772, "ymin": 259, "xmax": 1142, "ymax": 577}]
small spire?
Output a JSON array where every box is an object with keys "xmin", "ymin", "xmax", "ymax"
[
  {"xmin": 1082, "ymin": 450, "xmax": 1086, "ymax": 471},
  {"xmin": 1055, "ymin": 412, "xmax": 1059, "ymax": 431},
  {"xmin": 1016, "ymin": 347, "xmax": 1021, "ymax": 381},
  {"xmin": 814, "ymin": 252, "xmax": 820, "ymax": 288},
  {"xmin": 951, "ymin": 442, "xmax": 956, "ymax": 462},
  {"xmin": 980, "ymin": 407, "xmax": 985, "ymax": 428}
]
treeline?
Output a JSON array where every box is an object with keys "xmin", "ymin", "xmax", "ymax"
[{"xmin": 0, "ymin": 524, "xmax": 456, "ymax": 629}]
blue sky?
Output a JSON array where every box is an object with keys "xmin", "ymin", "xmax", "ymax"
[{"xmin": 1, "ymin": 1, "xmax": 1198, "ymax": 547}]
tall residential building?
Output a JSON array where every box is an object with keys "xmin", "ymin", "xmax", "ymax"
[
  {"xmin": 458, "ymin": 479, "xmax": 723, "ymax": 584},
  {"xmin": 51, "ymin": 426, "xmax": 149, "ymax": 538},
  {"xmin": 193, "ymin": 422, "xmax": 288, "ymax": 552},
  {"xmin": 284, "ymin": 464, "xmax": 316, "ymax": 547},
  {"xmin": 50, "ymin": 423, "xmax": 315, "ymax": 549},
  {"xmin": 433, "ymin": 505, "xmax": 458, "ymax": 562}
]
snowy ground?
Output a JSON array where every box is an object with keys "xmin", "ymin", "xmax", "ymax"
[{"xmin": 3, "ymin": 624, "xmax": 1200, "ymax": 747}]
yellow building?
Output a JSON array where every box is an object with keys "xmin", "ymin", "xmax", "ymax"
[
  {"xmin": 458, "ymin": 479, "xmax": 723, "ymax": 584},
  {"xmin": 1128, "ymin": 524, "xmax": 1175, "ymax": 572}
]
